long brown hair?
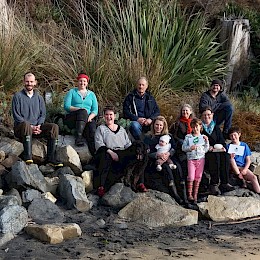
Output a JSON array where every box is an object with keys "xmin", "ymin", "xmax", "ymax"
[{"xmin": 151, "ymin": 116, "xmax": 169, "ymax": 135}]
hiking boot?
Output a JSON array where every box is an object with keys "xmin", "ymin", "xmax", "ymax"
[
  {"xmin": 97, "ymin": 186, "xmax": 105, "ymax": 197},
  {"xmin": 219, "ymin": 183, "xmax": 235, "ymax": 193},
  {"xmin": 137, "ymin": 183, "xmax": 148, "ymax": 192},
  {"xmin": 75, "ymin": 136, "xmax": 85, "ymax": 147},
  {"xmin": 209, "ymin": 184, "xmax": 221, "ymax": 196}
]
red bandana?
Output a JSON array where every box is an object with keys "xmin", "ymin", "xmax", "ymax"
[
  {"xmin": 77, "ymin": 74, "xmax": 89, "ymax": 81},
  {"xmin": 179, "ymin": 117, "xmax": 192, "ymax": 134}
]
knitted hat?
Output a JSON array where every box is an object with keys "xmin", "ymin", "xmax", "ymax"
[
  {"xmin": 211, "ymin": 79, "xmax": 222, "ymax": 89},
  {"xmin": 77, "ymin": 73, "xmax": 90, "ymax": 81},
  {"xmin": 160, "ymin": 135, "xmax": 171, "ymax": 144}
]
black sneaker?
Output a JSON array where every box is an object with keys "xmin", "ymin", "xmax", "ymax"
[{"xmin": 209, "ymin": 184, "xmax": 221, "ymax": 196}]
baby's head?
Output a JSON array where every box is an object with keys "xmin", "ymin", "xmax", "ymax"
[{"xmin": 159, "ymin": 135, "xmax": 171, "ymax": 146}]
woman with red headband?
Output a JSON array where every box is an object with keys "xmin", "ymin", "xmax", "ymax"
[{"xmin": 64, "ymin": 73, "xmax": 98, "ymax": 155}]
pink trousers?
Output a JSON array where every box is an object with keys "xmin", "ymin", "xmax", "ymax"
[{"xmin": 187, "ymin": 158, "xmax": 205, "ymax": 182}]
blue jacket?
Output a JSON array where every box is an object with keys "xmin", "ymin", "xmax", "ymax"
[
  {"xmin": 123, "ymin": 90, "xmax": 160, "ymax": 121},
  {"xmin": 64, "ymin": 88, "xmax": 98, "ymax": 115}
]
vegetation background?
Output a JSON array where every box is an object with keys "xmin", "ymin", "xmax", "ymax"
[{"xmin": 1, "ymin": 0, "xmax": 260, "ymax": 147}]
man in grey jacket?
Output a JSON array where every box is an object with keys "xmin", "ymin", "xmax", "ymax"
[
  {"xmin": 12, "ymin": 72, "xmax": 63, "ymax": 167},
  {"xmin": 199, "ymin": 79, "xmax": 233, "ymax": 138}
]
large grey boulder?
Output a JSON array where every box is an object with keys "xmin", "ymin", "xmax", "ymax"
[
  {"xmin": 118, "ymin": 196, "xmax": 198, "ymax": 227},
  {"xmin": 32, "ymin": 139, "xmax": 46, "ymax": 164},
  {"xmin": 56, "ymin": 145, "xmax": 82, "ymax": 175},
  {"xmin": 57, "ymin": 135, "xmax": 92, "ymax": 164},
  {"xmin": 6, "ymin": 188, "xmax": 22, "ymax": 206},
  {"xmin": 8, "ymin": 161, "xmax": 50, "ymax": 193},
  {"xmin": 0, "ymin": 137, "xmax": 23, "ymax": 156},
  {"xmin": 0, "ymin": 205, "xmax": 28, "ymax": 234},
  {"xmin": 1, "ymin": 153, "xmax": 19, "ymax": 168},
  {"xmin": 59, "ymin": 174, "xmax": 92, "ymax": 212},
  {"xmin": 102, "ymin": 183, "xmax": 138, "ymax": 208},
  {"xmin": 0, "ymin": 195, "xmax": 20, "ymax": 211},
  {"xmin": 28, "ymin": 198, "xmax": 65, "ymax": 224},
  {"xmin": 22, "ymin": 189, "xmax": 42, "ymax": 203},
  {"xmin": 198, "ymin": 195, "xmax": 260, "ymax": 221}
]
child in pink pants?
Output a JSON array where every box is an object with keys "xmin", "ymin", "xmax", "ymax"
[{"xmin": 182, "ymin": 118, "xmax": 209, "ymax": 202}]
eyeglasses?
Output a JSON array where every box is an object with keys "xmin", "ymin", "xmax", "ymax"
[{"xmin": 203, "ymin": 113, "xmax": 212, "ymax": 117}]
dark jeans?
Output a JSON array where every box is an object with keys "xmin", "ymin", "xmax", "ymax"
[
  {"xmin": 14, "ymin": 121, "xmax": 59, "ymax": 140},
  {"xmin": 214, "ymin": 104, "xmax": 233, "ymax": 133},
  {"xmin": 205, "ymin": 151, "xmax": 230, "ymax": 185},
  {"xmin": 64, "ymin": 109, "xmax": 96, "ymax": 153}
]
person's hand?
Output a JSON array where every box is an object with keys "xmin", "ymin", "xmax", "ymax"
[
  {"xmin": 190, "ymin": 145, "xmax": 197, "ymax": 150},
  {"xmin": 221, "ymin": 147, "xmax": 226, "ymax": 152},
  {"xmin": 88, "ymin": 113, "xmax": 95, "ymax": 122},
  {"xmin": 31, "ymin": 125, "xmax": 42, "ymax": 135},
  {"xmin": 240, "ymin": 168, "xmax": 247, "ymax": 175},
  {"xmin": 230, "ymin": 153, "xmax": 236, "ymax": 159},
  {"xmin": 203, "ymin": 135, "xmax": 209, "ymax": 142},
  {"xmin": 107, "ymin": 150, "xmax": 119, "ymax": 161},
  {"xmin": 209, "ymin": 146, "xmax": 213, "ymax": 152},
  {"xmin": 160, "ymin": 152, "xmax": 169, "ymax": 161},
  {"xmin": 137, "ymin": 118, "xmax": 146, "ymax": 125},
  {"xmin": 144, "ymin": 118, "xmax": 152, "ymax": 126}
]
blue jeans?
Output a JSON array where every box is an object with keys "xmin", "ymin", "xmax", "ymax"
[
  {"xmin": 129, "ymin": 121, "xmax": 142, "ymax": 140},
  {"xmin": 214, "ymin": 104, "xmax": 233, "ymax": 133}
]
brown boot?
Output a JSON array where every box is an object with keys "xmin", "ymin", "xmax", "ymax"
[
  {"xmin": 187, "ymin": 181, "xmax": 194, "ymax": 201},
  {"xmin": 193, "ymin": 180, "xmax": 200, "ymax": 203}
]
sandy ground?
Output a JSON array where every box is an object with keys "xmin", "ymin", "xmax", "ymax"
[{"xmin": 0, "ymin": 205, "xmax": 260, "ymax": 260}]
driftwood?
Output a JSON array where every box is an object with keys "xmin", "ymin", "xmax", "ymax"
[{"xmin": 209, "ymin": 215, "xmax": 260, "ymax": 229}]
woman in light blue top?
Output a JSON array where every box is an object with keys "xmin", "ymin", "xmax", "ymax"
[{"xmin": 64, "ymin": 73, "xmax": 98, "ymax": 155}]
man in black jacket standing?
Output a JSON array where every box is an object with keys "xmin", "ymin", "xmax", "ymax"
[
  {"xmin": 12, "ymin": 72, "xmax": 63, "ymax": 167},
  {"xmin": 199, "ymin": 79, "xmax": 233, "ymax": 139},
  {"xmin": 123, "ymin": 77, "xmax": 160, "ymax": 140}
]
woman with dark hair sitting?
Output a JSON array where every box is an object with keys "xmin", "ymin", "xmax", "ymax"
[{"xmin": 94, "ymin": 105, "xmax": 148, "ymax": 197}]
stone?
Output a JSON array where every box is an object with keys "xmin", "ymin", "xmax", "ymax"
[
  {"xmin": 22, "ymin": 189, "xmax": 41, "ymax": 203},
  {"xmin": 251, "ymin": 152, "xmax": 260, "ymax": 165},
  {"xmin": 44, "ymin": 177, "xmax": 59, "ymax": 195},
  {"xmin": 223, "ymin": 188, "xmax": 260, "ymax": 198},
  {"xmin": 28, "ymin": 198, "xmax": 64, "ymax": 224},
  {"xmin": 7, "ymin": 161, "xmax": 50, "ymax": 193},
  {"xmin": 25, "ymin": 223, "xmax": 82, "ymax": 244},
  {"xmin": 6, "ymin": 188, "xmax": 22, "ymax": 206},
  {"xmin": 0, "ymin": 165, "xmax": 8, "ymax": 175},
  {"xmin": 81, "ymin": 170, "xmax": 93, "ymax": 193},
  {"xmin": 59, "ymin": 174, "xmax": 92, "ymax": 212},
  {"xmin": 102, "ymin": 183, "xmax": 138, "ymax": 209},
  {"xmin": 55, "ymin": 166, "xmax": 75, "ymax": 176},
  {"xmin": 39, "ymin": 165, "xmax": 55, "ymax": 175},
  {"xmin": 198, "ymin": 195, "xmax": 260, "ymax": 222},
  {"xmin": 42, "ymin": 192, "xmax": 57, "ymax": 203},
  {"xmin": 118, "ymin": 196, "xmax": 198, "ymax": 228},
  {"xmin": 0, "ymin": 190, "xmax": 3, "ymax": 196},
  {"xmin": 1, "ymin": 153, "xmax": 19, "ymax": 168},
  {"xmin": 58, "ymin": 135, "xmax": 92, "ymax": 164},
  {"xmin": 0, "ymin": 137, "xmax": 23, "ymax": 156},
  {"xmin": 0, "ymin": 205, "xmax": 28, "ymax": 234},
  {"xmin": 86, "ymin": 193, "xmax": 99, "ymax": 207},
  {"xmin": 0, "ymin": 232, "xmax": 15, "ymax": 247},
  {"xmin": 32, "ymin": 139, "xmax": 46, "ymax": 164},
  {"xmin": 56, "ymin": 145, "xmax": 82, "ymax": 175},
  {"xmin": 0, "ymin": 195, "xmax": 20, "ymax": 211},
  {"xmin": 0, "ymin": 150, "xmax": 5, "ymax": 162}
]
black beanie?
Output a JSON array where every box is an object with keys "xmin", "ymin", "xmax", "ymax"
[{"xmin": 211, "ymin": 79, "xmax": 222, "ymax": 89}]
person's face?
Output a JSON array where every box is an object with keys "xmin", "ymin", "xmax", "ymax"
[
  {"xmin": 78, "ymin": 78, "xmax": 88, "ymax": 89},
  {"xmin": 201, "ymin": 109, "xmax": 214, "ymax": 125},
  {"xmin": 229, "ymin": 131, "xmax": 241, "ymax": 144},
  {"xmin": 211, "ymin": 84, "xmax": 221, "ymax": 94},
  {"xmin": 24, "ymin": 75, "xmax": 37, "ymax": 92},
  {"xmin": 136, "ymin": 79, "xmax": 148, "ymax": 96},
  {"xmin": 153, "ymin": 120, "xmax": 164, "ymax": 134},
  {"xmin": 181, "ymin": 106, "xmax": 192, "ymax": 119},
  {"xmin": 104, "ymin": 110, "xmax": 115, "ymax": 125},
  {"xmin": 192, "ymin": 124, "xmax": 202, "ymax": 134},
  {"xmin": 159, "ymin": 140, "xmax": 166, "ymax": 146}
]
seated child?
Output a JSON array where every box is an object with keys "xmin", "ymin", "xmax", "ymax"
[
  {"xmin": 182, "ymin": 118, "xmax": 209, "ymax": 202},
  {"xmin": 227, "ymin": 126, "xmax": 260, "ymax": 193},
  {"xmin": 155, "ymin": 134, "xmax": 177, "ymax": 172}
]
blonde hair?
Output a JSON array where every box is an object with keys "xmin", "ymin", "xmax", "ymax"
[
  {"xmin": 151, "ymin": 116, "xmax": 169, "ymax": 135},
  {"xmin": 178, "ymin": 103, "xmax": 195, "ymax": 119}
]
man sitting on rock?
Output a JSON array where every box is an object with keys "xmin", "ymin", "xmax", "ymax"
[
  {"xmin": 11, "ymin": 72, "xmax": 63, "ymax": 167},
  {"xmin": 199, "ymin": 79, "xmax": 233, "ymax": 139},
  {"xmin": 123, "ymin": 77, "xmax": 160, "ymax": 140}
]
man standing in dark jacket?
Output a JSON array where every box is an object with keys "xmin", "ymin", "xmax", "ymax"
[
  {"xmin": 12, "ymin": 72, "xmax": 63, "ymax": 167},
  {"xmin": 123, "ymin": 77, "xmax": 160, "ymax": 140},
  {"xmin": 199, "ymin": 79, "xmax": 233, "ymax": 138}
]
